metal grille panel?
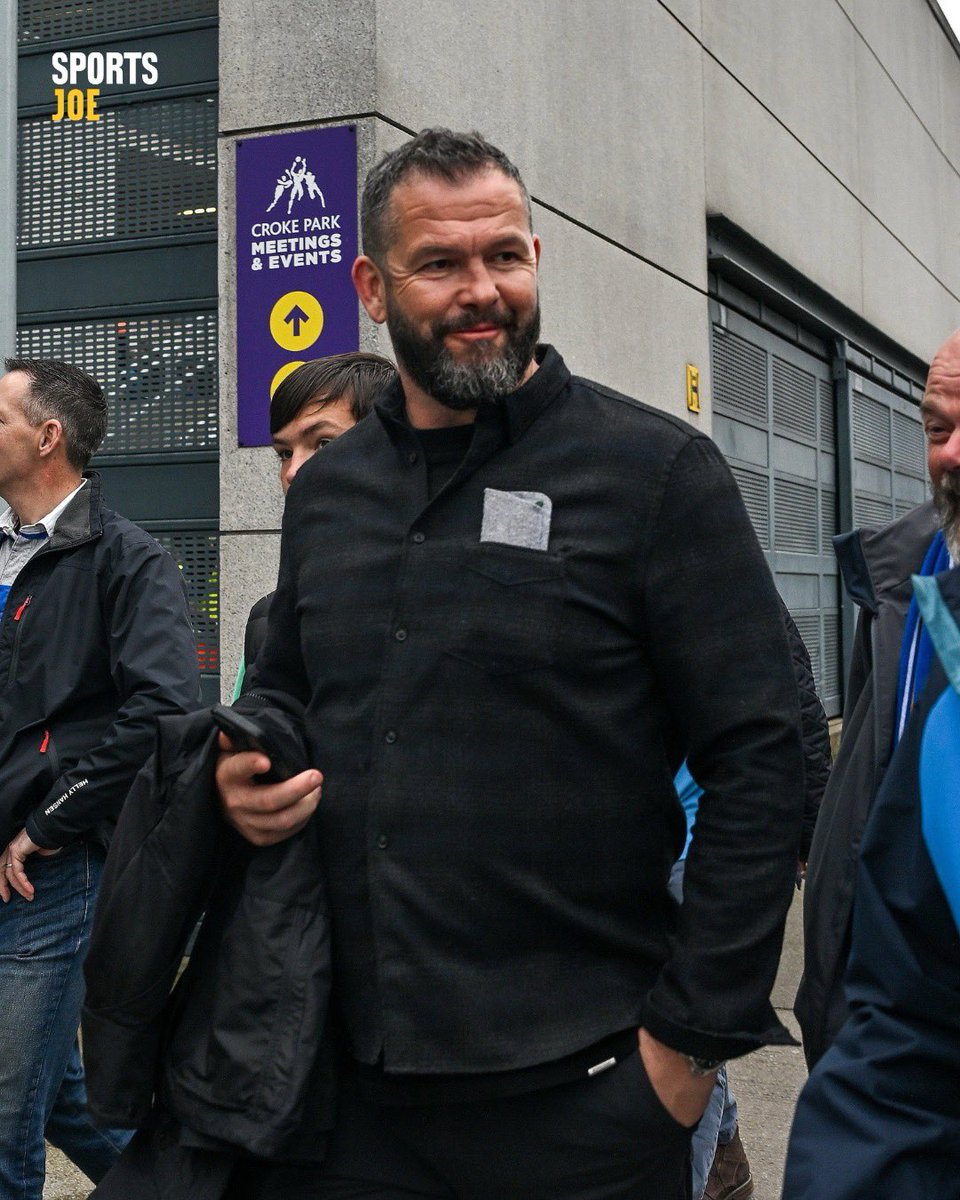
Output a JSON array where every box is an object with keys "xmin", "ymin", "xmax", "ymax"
[
  {"xmin": 821, "ymin": 489, "xmax": 837, "ymax": 550},
  {"xmin": 892, "ymin": 410, "xmax": 925, "ymax": 474},
  {"xmin": 854, "ymin": 492, "xmax": 893, "ymax": 528},
  {"xmin": 156, "ymin": 532, "xmax": 219, "ymax": 673},
  {"xmin": 17, "ymin": 312, "xmax": 218, "ymax": 454},
  {"xmin": 853, "ymin": 392, "xmax": 891, "ymax": 461},
  {"xmin": 772, "ymin": 358, "xmax": 817, "ymax": 441},
  {"xmin": 774, "ymin": 477, "xmax": 819, "ymax": 553},
  {"xmin": 793, "ymin": 613, "xmax": 822, "ymax": 692},
  {"xmin": 730, "ymin": 465, "xmax": 770, "ymax": 549},
  {"xmin": 710, "ymin": 312, "xmax": 841, "ymax": 716},
  {"xmin": 713, "ymin": 329, "xmax": 767, "ymax": 424},
  {"xmin": 822, "ymin": 612, "xmax": 840, "ymax": 702},
  {"xmin": 18, "ymin": 97, "xmax": 217, "ymax": 249},
  {"xmin": 819, "ymin": 379, "xmax": 836, "ymax": 454},
  {"xmin": 19, "ymin": 0, "xmax": 216, "ymax": 44}
]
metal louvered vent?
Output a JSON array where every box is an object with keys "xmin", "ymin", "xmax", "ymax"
[
  {"xmin": 892, "ymin": 411, "xmax": 925, "ymax": 474},
  {"xmin": 772, "ymin": 357, "xmax": 817, "ymax": 441},
  {"xmin": 712, "ymin": 328, "xmax": 767, "ymax": 424},
  {"xmin": 852, "ymin": 392, "xmax": 891, "ymax": 461},
  {"xmin": 854, "ymin": 492, "xmax": 893, "ymax": 528},
  {"xmin": 818, "ymin": 379, "xmax": 836, "ymax": 453},
  {"xmin": 18, "ymin": 97, "xmax": 217, "ymax": 249},
  {"xmin": 793, "ymin": 612, "xmax": 822, "ymax": 689},
  {"xmin": 18, "ymin": 0, "xmax": 216, "ymax": 44},
  {"xmin": 17, "ymin": 312, "xmax": 218, "ymax": 454},
  {"xmin": 774, "ymin": 477, "xmax": 819, "ymax": 553},
  {"xmin": 156, "ymin": 532, "xmax": 219, "ymax": 673},
  {"xmin": 730, "ymin": 465, "xmax": 770, "ymax": 549},
  {"xmin": 822, "ymin": 612, "xmax": 840, "ymax": 700},
  {"xmin": 821, "ymin": 489, "xmax": 838, "ymax": 549}
]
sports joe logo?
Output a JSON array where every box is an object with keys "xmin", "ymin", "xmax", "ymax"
[
  {"xmin": 50, "ymin": 50, "xmax": 159, "ymax": 121},
  {"xmin": 235, "ymin": 126, "xmax": 359, "ymax": 446}
]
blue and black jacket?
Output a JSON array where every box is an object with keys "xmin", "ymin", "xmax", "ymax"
[{"xmin": 784, "ymin": 564, "xmax": 960, "ymax": 1199}]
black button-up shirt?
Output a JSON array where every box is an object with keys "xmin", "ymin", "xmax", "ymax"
[{"xmin": 254, "ymin": 345, "xmax": 804, "ymax": 1071}]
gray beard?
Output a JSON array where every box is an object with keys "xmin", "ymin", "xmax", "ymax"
[
  {"xmin": 385, "ymin": 298, "xmax": 541, "ymax": 412},
  {"xmin": 426, "ymin": 351, "xmax": 526, "ymax": 410},
  {"xmin": 933, "ymin": 469, "xmax": 960, "ymax": 562}
]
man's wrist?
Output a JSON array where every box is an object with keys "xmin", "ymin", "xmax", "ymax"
[{"xmin": 682, "ymin": 1053, "xmax": 725, "ymax": 1077}]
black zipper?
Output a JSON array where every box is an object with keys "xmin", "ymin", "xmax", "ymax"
[
  {"xmin": 39, "ymin": 727, "xmax": 60, "ymax": 779},
  {"xmin": 8, "ymin": 595, "xmax": 32, "ymax": 684}
]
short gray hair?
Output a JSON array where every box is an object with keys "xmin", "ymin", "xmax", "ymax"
[
  {"xmin": 361, "ymin": 128, "xmax": 532, "ymax": 266},
  {"xmin": 4, "ymin": 358, "xmax": 107, "ymax": 469}
]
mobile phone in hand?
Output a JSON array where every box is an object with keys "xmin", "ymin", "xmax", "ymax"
[{"xmin": 211, "ymin": 704, "xmax": 296, "ymax": 784}]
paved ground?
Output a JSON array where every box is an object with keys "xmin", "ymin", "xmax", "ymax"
[{"xmin": 44, "ymin": 891, "xmax": 809, "ymax": 1199}]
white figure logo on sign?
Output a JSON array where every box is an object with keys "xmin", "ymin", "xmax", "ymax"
[{"xmin": 266, "ymin": 156, "xmax": 327, "ymax": 215}]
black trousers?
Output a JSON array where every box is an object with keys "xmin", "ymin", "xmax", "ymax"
[
  {"xmin": 312, "ymin": 1051, "xmax": 693, "ymax": 1200},
  {"xmin": 95, "ymin": 1053, "xmax": 692, "ymax": 1200}
]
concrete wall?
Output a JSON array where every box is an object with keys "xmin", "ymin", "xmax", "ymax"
[
  {"xmin": 218, "ymin": 0, "xmax": 960, "ymax": 695},
  {"xmin": 701, "ymin": 0, "xmax": 960, "ymax": 360}
]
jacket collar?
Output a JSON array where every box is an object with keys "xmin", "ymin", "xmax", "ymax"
[
  {"xmin": 835, "ymin": 500, "xmax": 939, "ymax": 615},
  {"xmin": 375, "ymin": 344, "xmax": 570, "ymax": 447},
  {"xmin": 914, "ymin": 566, "xmax": 960, "ymax": 696},
  {"xmin": 46, "ymin": 472, "xmax": 104, "ymax": 552}
]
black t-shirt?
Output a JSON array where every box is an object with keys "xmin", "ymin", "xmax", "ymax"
[{"xmin": 414, "ymin": 422, "xmax": 474, "ymax": 498}]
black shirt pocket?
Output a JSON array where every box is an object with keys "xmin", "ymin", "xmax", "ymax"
[{"xmin": 445, "ymin": 544, "xmax": 567, "ymax": 676}]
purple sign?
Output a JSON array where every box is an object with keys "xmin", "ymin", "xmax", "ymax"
[{"xmin": 235, "ymin": 125, "xmax": 359, "ymax": 445}]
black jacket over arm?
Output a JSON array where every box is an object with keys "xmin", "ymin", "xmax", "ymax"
[
  {"xmin": 82, "ymin": 706, "xmax": 335, "ymax": 1160},
  {"xmin": 251, "ymin": 345, "xmax": 805, "ymax": 1069},
  {"xmin": 779, "ymin": 600, "xmax": 832, "ymax": 861}
]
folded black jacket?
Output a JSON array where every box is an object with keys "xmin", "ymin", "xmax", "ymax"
[{"xmin": 82, "ymin": 704, "xmax": 336, "ymax": 1161}]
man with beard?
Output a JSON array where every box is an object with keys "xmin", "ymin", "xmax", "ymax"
[
  {"xmin": 796, "ymin": 328, "xmax": 960, "ymax": 1070},
  {"xmin": 216, "ymin": 129, "xmax": 804, "ymax": 1198}
]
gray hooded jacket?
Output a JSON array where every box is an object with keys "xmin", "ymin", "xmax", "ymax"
[{"xmin": 795, "ymin": 500, "xmax": 939, "ymax": 1068}]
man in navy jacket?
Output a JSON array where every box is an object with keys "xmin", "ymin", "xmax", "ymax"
[{"xmin": 0, "ymin": 358, "xmax": 199, "ymax": 1200}]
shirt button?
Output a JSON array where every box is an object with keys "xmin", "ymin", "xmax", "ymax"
[
  {"xmin": 412, "ymin": 531, "xmax": 425, "ymax": 544},
  {"xmin": 384, "ymin": 729, "xmax": 397, "ymax": 744},
  {"xmin": 377, "ymin": 834, "xmax": 389, "ymax": 850},
  {"xmin": 394, "ymin": 628, "xmax": 407, "ymax": 642},
  {"xmin": 407, "ymin": 452, "xmax": 418, "ymax": 465}
]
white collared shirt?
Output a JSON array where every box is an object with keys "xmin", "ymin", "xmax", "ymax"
[{"xmin": 0, "ymin": 480, "xmax": 88, "ymax": 599}]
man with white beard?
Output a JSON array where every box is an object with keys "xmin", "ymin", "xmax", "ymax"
[{"xmin": 797, "ymin": 328, "xmax": 960, "ymax": 1070}]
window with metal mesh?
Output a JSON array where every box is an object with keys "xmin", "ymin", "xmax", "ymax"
[
  {"xmin": 18, "ymin": 0, "xmax": 216, "ymax": 45},
  {"xmin": 18, "ymin": 96, "xmax": 217, "ymax": 249},
  {"xmin": 156, "ymin": 532, "xmax": 219, "ymax": 674},
  {"xmin": 17, "ymin": 312, "xmax": 218, "ymax": 454}
]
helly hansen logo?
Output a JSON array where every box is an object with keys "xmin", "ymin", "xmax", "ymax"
[{"xmin": 44, "ymin": 778, "xmax": 88, "ymax": 816}]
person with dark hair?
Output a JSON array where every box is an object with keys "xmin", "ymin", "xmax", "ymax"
[
  {"xmin": 233, "ymin": 352, "xmax": 396, "ymax": 695},
  {"xmin": 0, "ymin": 358, "xmax": 200, "ymax": 1199},
  {"xmin": 216, "ymin": 129, "xmax": 804, "ymax": 1198}
]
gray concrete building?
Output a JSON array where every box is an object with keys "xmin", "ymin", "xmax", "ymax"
[
  {"xmin": 12, "ymin": 0, "xmax": 960, "ymax": 709},
  {"xmin": 217, "ymin": 0, "xmax": 960, "ymax": 711}
]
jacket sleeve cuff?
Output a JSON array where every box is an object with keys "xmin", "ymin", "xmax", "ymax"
[
  {"xmin": 24, "ymin": 812, "xmax": 64, "ymax": 851},
  {"xmin": 640, "ymin": 994, "xmax": 798, "ymax": 1061}
]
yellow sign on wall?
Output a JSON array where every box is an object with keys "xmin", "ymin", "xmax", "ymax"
[{"xmin": 686, "ymin": 364, "xmax": 701, "ymax": 414}]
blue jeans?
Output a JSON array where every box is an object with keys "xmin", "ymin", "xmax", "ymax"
[
  {"xmin": 0, "ymin": 842, "xmax": 130, "ymax": 1199},
  {"xmin": 668, "ymin": 860, "xmax": 739, "ymax": 1200}
]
